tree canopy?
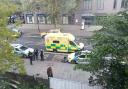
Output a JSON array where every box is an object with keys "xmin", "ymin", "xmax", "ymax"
[
  {"xmin": 76, "ymin": 11, "xmax": 128, "ymax": 89},
  {"xmin": 0, "ymin": 0, "xmax": 25, "ymax": 74}
]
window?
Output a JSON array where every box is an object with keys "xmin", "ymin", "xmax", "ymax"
[
  {"xmin": 38, "ymin": 15, "xmax": 46, "ymax": 24},
  {"xmin": 121, "ymin": 0, "xmax": 128, "ymax": 8},
  {"xmin": 20, "ymin": 46, "xmax": 27, "ymax": 50},
  {"xmin": 15, "ymin": 48, "xmax": 20, "ymax": 51},
  {"xmin": 46, "ymin": 16, "xmax": 51, "ymax": 24},
  {"xmin": 62, "ymin": 16, "xmax": 68, "ymax": 24},
  {"xmin": 83, "ymin": 0, "xmax": 92, "ymax": 10},
  {"xmin": 79, "ymin": 55, "xmax": 85, "ymax": 58},
  {"xmin": 113, "ymin": 0, "xmax": 117, "ymax": 9},
  {"xmin": 53, "ymin": 40, "xmax": 59, "ymax": 44},
  {"xmin": 69, "ymin": 41, "xmax": 76, "ymax": 46},
  {"xmin": 97, "ymin": 0, "xmax": 104, "ymax": 10}
]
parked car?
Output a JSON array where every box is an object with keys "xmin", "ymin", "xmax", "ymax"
[
  {"xmin": 7, "ymin": 25, "xmax": 22, "ymax": 38},
  {"xmin": 10, "ymin": 44, "xmax": 34, "ymax": 57},
  {"xmin": 10, "ymin": 28, "xmax": 22, "ymax": 37},
  {"xmin": 67, "ymin": 50, "xmax": 91, "ymax": 64}
]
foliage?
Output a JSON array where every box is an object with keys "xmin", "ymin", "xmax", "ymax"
[
  {"xmin": 22, "ymin": 0, "xmax": 80, "ymax": 27},
  {"xmin": 0, "ymin": 78, "xmax": 48, "ymax": 89},
  {"xmin": 0, "ymin": 0, "xmax": 25, "ymax": 74},
  {"xmin": 76, "ymin": 11, "xmax": 128, "ymax": 89},
  {"xmin": 18, "ymin": 83, "xmax": 48, "ymax": 89}
]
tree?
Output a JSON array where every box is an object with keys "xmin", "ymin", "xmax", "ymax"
[
  {"xmin": 75, "ymin": 11, "xmax": 128, "ymax": 89},
  {"xmin": 22, "ymin": 0, "xmax": 80, "ymax": 28},
  {"xmin": 0, "ymin": 0, "xmax": 25, "ymax": 74},
  {"xmin": 43, "ymin": 0, "xmax": 80, "ymax": 27}
]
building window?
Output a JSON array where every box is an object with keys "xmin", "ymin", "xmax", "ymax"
[
  {"xmin": 46, "ymin": 16, "xmax": 51, "ymax": 24},
  {"xmin": 121, "ymin": 0, "xmax": 128, "ymax": 8},
  {"xmin": 62, "ymin": 16, "xmax": 68, "ymax": 24},
  {"xmin": 97, "ymin": 0, "xmax": 104, "ymax": 10},
  {"xmin": 113, "ymin": 0, "xmax": 117, "ymax": 9},
  {"xmin": 37, "ymin": 14, "xmax": 46, "ymax": 24},
  {"xmin": 83, "ymin": 0, "xmax": 92, "ymax": 10},
  {"xmin": 26, "ymin": 14, "xmax": 34, "ymax": 24}
]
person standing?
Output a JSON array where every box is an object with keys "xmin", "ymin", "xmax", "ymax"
[
  {"xmin": 47, "ymin": 66, "xmax": 53, "ymax": 79},
  {"xmin": 81, "ymin": 20, "xmax": 85, "ymax": 30},
  {"xmin": 88, "ymin": 76, "xmax": 93, "ymax": 85},
  {"xmin": 28, "ymin": 52, "xmax": 33, "ymax": 65},
  {"xmin": 40, "ymin": 49, "xmax": 44, "ymax": 61},
  {"xmin": 35, "ymin": 49, "xmax": 38, "ymax": 60}
]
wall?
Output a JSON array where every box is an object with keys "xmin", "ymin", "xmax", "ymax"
[{"xmin": 50, "ymin": 78, "xmax": 102, "ymax": 89}]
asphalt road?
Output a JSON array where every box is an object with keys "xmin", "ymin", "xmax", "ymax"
[
  {"xmin": 13, "ymin": 25, "xmax": 93, "ymax": 50},
  {"xmin": 11, "ymin": 24, "xmax": 98, "ymax": 84},
  {"xmin": 14, "ymin": 33, "xmax": 44, "ymax": 49},
  {"xmin": 11, "ymin": 24, "xmax": 93, "ymax": 62}
]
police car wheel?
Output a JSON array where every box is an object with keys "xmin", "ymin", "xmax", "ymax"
[{"xmin": 71, "ymin": 60, "xmax": 76, "ymax": 64}]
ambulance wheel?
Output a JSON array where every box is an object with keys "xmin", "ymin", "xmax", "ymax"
[
  {"xmin": 53, "ymin": 49, "xmax": 57, "ymax": 52},
  {"xmin": 71, "ymin": 60, "xmax": 76, "ymax": 64}
]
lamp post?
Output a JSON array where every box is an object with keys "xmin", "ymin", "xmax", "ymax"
[{"xmin": 36, "ymin": 5, "xmax": 40, "ymax": 33}]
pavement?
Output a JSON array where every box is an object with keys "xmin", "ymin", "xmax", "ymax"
[
  {"xmin": 19, "ymin": 24, "xmax": 99, "ymax": 37},
  {"xmin": 24, "ymin": 59, "xmax": 91, "ymax": 83}
]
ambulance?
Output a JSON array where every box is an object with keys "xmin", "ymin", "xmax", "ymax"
[{"xmin": 44, "ymin": 33, "xmax": 84, "ymax": 52}]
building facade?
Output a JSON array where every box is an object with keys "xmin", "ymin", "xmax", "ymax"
[
  {"xmin": 75, "ymin": 0, "xmax": 128, "ymax": 25},
  {"xmin": 22, "ymin": 0, "xmax": 128, "ymax": 25}
]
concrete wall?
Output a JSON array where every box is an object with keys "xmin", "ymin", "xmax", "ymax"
[{"xmin": 50, "ymin": 78, "xmax": 102, "ymax": 89}]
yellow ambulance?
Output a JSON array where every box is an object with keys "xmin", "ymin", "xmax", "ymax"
[{"xmin": 44, "ymin": 33, "xmax": 84, "ymax": 52}]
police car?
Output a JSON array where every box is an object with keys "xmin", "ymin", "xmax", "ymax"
[
  {"xmin": 10, "ymin": 44, "xmax": 34, "ymax": 57},
  {"xmin": 67, "ymin": 50, "xmax": 91, "ymax": 64}
]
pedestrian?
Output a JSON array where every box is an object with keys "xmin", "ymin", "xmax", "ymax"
[
  {"xmin": 28, "ymin": 51, "xmax": 33, "ymax": 65},
  {"xmin": 47, "ymin": 66, "xmax": 53, "ymax": 79},
  {"xmin": 35, "ymin": 49, "xmax": 38, "ymax": 60},
  {"xmin": 40, "ymin": 49, "xmax": 44, "ymax": 61},
  {"xmin": 88, "ymin": 76, "xmax": 93, "ymax": 85},
  {"xmin": 81, "ymin": 20, "xmax": 85, "ymax": 30},
  {"xmin": 32, "ymin": 52, "xmax": 35, "ymax": 61}
]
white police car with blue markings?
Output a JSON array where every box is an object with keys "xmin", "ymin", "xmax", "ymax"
[{"xmin": 67, "ymin": 50, "xmax": 91, "ymax": 64}]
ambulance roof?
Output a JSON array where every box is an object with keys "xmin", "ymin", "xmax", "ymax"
[{"xmin": 45, "ymin": 33, "xmax": 75, "ymax": 41}]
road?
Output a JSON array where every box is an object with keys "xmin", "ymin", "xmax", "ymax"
[
  {"xmin": 12, "ymin": 24, "xmax": 95, "ymax": 82},
  {"xmin": 14, "ymin": 24, "xmax": 93, "ymax": 50}
]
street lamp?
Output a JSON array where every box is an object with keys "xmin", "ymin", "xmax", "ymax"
[{"xmin": 36, "ymin": 5, "xmax": 40, "ymax": 33}]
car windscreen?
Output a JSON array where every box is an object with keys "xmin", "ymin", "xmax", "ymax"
[{"xmin": 20, "ymin": 46, "xmax": 27, "ymax": 50}]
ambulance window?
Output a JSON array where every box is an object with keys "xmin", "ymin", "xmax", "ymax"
[
  {"xmin": 53, "ymin": 40, "xmax": 59, "ymax": 43},
  {"xmin": 69, "ymin": 41, "xmax": 76, "ymax": 46}
]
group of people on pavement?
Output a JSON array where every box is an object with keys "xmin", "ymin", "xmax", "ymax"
[
  {"xmin": 28, "ymin": 49, "xmax": 44, "ymax": 65},
  {"xmin": 28, "ymin": 48, "xmax": 54, "ymax": 79}
]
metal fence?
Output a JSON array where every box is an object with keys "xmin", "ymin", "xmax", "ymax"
[{"xmin": 50, "ymin": 78, "xmax": 102, "ymax": 89}]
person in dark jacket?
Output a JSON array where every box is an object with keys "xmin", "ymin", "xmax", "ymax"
[
  {"xmin": 28, "ymin": 51, "xmax": 33, "ymax": 65},
  {"xmin": 40, "ymin": 49, "xmax": 44, "ymax": 61},
  {"xmin": 47, "ymin": 66, "xmax": 53, "ymax": 79},
  {"xmin": 88, "ymin": 76, "xmax": 93, "ymax": 85},
  {"xmin": 34, "ymin": 49, "xmax": 38, "ymax": 60}
]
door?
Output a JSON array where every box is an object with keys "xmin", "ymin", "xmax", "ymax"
[{"xmin": 26, "ymin": 14, "xmax": 34, "ymax": 24}]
